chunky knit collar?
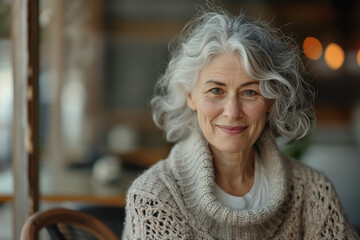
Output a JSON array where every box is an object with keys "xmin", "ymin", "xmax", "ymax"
[{"xmin": 167, "ymin": 128, "xmax": 289, "ymax": 239}]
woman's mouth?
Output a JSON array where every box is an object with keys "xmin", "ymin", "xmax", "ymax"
[{"xmin": 216, "ymin": 125, "xmax": 248, "ymax": 135}]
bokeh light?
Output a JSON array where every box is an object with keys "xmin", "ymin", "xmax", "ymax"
[
  {"xmin": 303, "ymin": 37, "xmax": 323, "ymax": 60},
  {"xmin": 357, "ymin": 49, "xmax": 360, "ymax": 67},
  {"xmin": 324, "ymin": 43, "xmax": 345, "ymax": 70}
]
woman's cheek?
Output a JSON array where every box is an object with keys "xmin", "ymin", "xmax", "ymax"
[
  {"xmin": 242, "ymin": 100, "xmax": 268, "ymax": 119},
  {"xmin": 199, "ymin": 99, "xmax": 223, "ymax": 119}
]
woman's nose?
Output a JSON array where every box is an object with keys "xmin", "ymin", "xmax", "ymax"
[{"xmin": 223, "ymin": 97, "xmax": 243, "ymax": 120}]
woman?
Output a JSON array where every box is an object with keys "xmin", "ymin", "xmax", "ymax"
[{"xmin": 122, "ymin": 9, "xmax": 359, "ymax": 239}]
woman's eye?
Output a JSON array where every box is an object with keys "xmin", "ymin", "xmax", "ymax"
[
  {"xmin": 244, "ymin": 90, "xmax": 257, "ymax": 96},
  {"xmin": 210, "ymin": 88, "xmax": 223, "ymax": 95}
]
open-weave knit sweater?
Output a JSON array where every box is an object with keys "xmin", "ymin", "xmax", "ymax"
[{"xmin": 122, "ymin": 129, "xmax": 359, "ymax": 239}]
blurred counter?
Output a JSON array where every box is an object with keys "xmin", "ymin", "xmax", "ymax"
[{"xmin": 0, "ymin": 166, "xmax": 143, "ymax": 206}]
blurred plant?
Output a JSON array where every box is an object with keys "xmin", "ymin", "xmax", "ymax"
[
  {"xmin": 0, "ymin": 0, "xmax": 11, "ymax": 39},
  {"xmin": 280, "ymin": 135, "xmax": 313, "ymax": 160}
]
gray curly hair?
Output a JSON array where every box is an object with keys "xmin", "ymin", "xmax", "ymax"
[{"xmin": 151, "ymin": 9, "xmax": 315, "ymax": 143}]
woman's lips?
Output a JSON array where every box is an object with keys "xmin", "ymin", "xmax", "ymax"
[{"xmin": 216, "ymin": 125, "xmax": 248, "ymax": 135}]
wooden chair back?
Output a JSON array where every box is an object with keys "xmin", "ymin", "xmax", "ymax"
[{"xmin": 20, "ymin": 208, "xmax": 120, "ymax": 240}]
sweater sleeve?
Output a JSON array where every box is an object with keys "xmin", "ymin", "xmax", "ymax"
[
  {"xmin": 122, "ymin": 191, "xmax": 190, "ymax": 240},
  {"xmin": 302, "ymin": 174, "xmax": 359, "ymax": 239}
]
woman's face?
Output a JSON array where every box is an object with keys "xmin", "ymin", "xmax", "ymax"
[{"xmin": 187, "ymin": 53, "xmax": 273, "ymax": 154}]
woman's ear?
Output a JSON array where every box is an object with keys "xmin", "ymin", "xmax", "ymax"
[{"xmin": 187, "ymin": 93, "xmax": 197, "ymax": 111}]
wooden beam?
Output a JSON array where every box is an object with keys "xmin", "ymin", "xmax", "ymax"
[
  {"xmin": 11, "ymin": 0, "xmax": 39, "ymax": 238},
  {"xmin": 26, "ymin": 0, "xmax": 40, "ymax": 216}
]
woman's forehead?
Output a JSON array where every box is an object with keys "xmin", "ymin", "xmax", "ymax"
[{"xmin": 198, "ymin": 53, "xmax": 254, "ymax": 83}]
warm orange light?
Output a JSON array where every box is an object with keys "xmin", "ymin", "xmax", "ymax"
[
  {"xmin": 324, "ymin": 43, "xmax": 345, "ymax": 70},
  {"xmin": 303, "ymin": 37, "xmax": 323, "ymax": 60},
  {"xmin": 357, "ymin": 49, "xmax": 360, "ymax": 67}
]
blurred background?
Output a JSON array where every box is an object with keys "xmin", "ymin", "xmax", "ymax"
[{"xmin": 0, "ymin": 0, "xmax": 360, "ymax": 239}]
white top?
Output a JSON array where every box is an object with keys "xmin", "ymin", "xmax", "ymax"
[{"xmin": 214, "ymin": 153, "xmax": 269, "ymax": 210}]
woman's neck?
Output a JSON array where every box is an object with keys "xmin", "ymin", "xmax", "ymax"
[{"xmin": 211, "ymin": 145, "xmax": 255, "ymax": 197}]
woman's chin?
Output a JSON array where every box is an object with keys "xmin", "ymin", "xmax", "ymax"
[{"xmin": 210, "ymin": 141, "xmax": 252, "ymax": 154}]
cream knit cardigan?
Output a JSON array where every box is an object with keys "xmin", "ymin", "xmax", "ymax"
[{"xmin": 122, "ymin": 129, "xmax": 359, "ymax": 239}]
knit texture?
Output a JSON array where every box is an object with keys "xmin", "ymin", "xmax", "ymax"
[{"xmin": 122, "ymin": 129, "xmax": 359, "ymax": 239}]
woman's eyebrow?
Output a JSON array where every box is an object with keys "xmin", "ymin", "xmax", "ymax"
[
  {"xmin": 241, "ymin": 81, "xmax": 259, "ymax": 87},
  {"xmin": 205, "ymin": 80, "xmax": 226, "ymax": 86}
]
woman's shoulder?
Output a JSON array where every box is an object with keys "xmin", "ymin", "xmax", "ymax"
[
  {"xmin": 128, "ymin": 160, "xmax": 169, "ymax": 195},
  {"xmin": 285, "ymin": 158, "xmax": 359, "ymax": 238},
  {"xmin": 123, "ymin": 160, "xmax": 194, "ymax": 240},
  {"xmin": 286, "ymin": 157, "xmax": 334, "ymax": 192}
]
